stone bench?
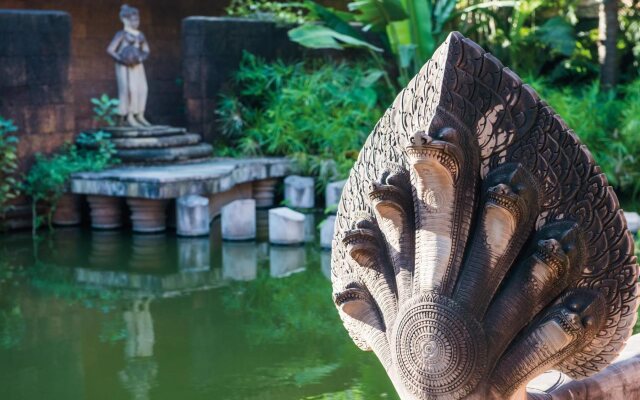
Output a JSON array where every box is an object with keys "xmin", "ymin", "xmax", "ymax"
[{"xmin": 70, "ymin": 157, "xmax": 291, "ymax": 232}]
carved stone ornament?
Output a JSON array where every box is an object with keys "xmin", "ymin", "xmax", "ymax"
[{"xmin": 330, "ymin": 32, "xmax": 639, "ymax": 400}]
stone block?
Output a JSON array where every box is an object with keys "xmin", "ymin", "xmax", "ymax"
[
  {"xmin": 269, "ymin": 245, "xmax": 306, "ymax": 278},
  {"xmin": 320, "ymin": 215, "xmax": 336, "ymax": 249},
  {"xmin": 284, "ymin": 175, "xmax": 315, "ymax": 209},
  {"xmin": 222, "ymin": 241, "xmax": 258, "ymax": 281},
  {"xmin": 177, "ymin": 195, "xmax": 210, "ymax": 237},
  {"xmin": 221, "ymin": 199, "xmax": 256, "ymax": 240},
  {"xmin": 268, "ymin": 207, "xmax": 305, "ymax": 245},
  {"xmin": 325, "ymin": 179, "xmax": 346, "ymax": 210},
  {"xmin": 624, "ymin": 211, "xmax": 640, "ymax": 233},
  {"xmin": 304, "ymin": 213, "xmax": 315, "ymax": 243},
  {"xmin": 177, "ymin": 237, "xmax": 210, "ymax": 272},
  {"xmin": 128, "ymin": 198, "xmax": 170, "ymax": 233}
]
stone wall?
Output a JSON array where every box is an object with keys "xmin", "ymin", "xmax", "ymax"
[
  {"xmin": 1, "ymin": 0, "xmax": 228, "ymax": 130},
  {"xmin": 0, "ymin": 10, "xmax": 74, "ymax": 172},
  {"xmin": 182, "ymin": 17, "xmax": 306, "ymax": 142}
]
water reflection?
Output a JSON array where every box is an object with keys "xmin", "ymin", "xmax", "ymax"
[
  {"xmin": 269, "ymin": 245, "xmax": 306, "ymax": 278},
  {"xmin": 0, "ymin": 224, "xmax": 398, "ymax": 400},
  {"xmin": 222, "ymin": 241, "xmax": 257, "ymax": 281}
]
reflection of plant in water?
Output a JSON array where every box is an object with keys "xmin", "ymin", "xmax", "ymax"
[
  {"xmin": 99, "ymin": 312, "xmax": 128, "ymax": 344},
  {"xmin": 222, "ymin": 265, "xmax": 341, "ymax": 346}
]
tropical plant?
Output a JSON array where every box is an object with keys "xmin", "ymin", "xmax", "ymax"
[
  {"xmin": 22, "ymin": 131, "xmax": 118, "ymax": 234},
  {"xmin": 0, "ymin": 117, "xmax": 19, "ymax": 221},
  {"xmin": 216, "ymin": 52, "xmax": 390, "ymax": 192},
  {"xmin": 91, "ymin": 94, "xmax": 120, "ymax": 127},
  {"xmin": 288, "ymin": 0, "xmax": 460, "ymax": 87},
  {"xmin": 226, "ymin": 0, "xmax": 309, "ymax": 25}
]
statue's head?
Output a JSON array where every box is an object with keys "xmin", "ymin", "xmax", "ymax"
[{"xmin": 119, "ymin": 4, "xmax": 140, "ymax": 30}]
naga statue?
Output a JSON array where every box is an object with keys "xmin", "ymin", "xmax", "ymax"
[{"xmin": 331, "ymin": 32, "xmax": 639, "ymax": 400}]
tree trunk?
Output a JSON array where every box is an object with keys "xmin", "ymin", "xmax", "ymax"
[{"xmin": 598, "ymin": 0, "xmax": 619, "ymax": 90}]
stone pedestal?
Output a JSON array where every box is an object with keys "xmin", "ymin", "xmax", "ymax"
[
  {"xmin": 177, "ymin": 237, "xmax": 210, "ymax": 272},
  {"xmin": 127, "ymin": 198, "xmax": 169, "ymax": 233},
  {"xmin": 221, "ymin": 199, "xmax": 256, "ymax": 240},
  {"xmin": 87, "ymin": 195, "xmax": 124, "ymax": 229},
  {"xmin": 222, "ymin": 241, "xmax": 258, "ymax": 281},
  {"xmin": 253, "ymin": 178, "xmax": 278, "ymax": 208},
  {"xmin": 284, "ymin": 175, "xmax": 315, "ymax": 208},
  {"xmin": 320, "ymin": 215, "xmax": 336, "ymax": 249},
  {"xmin": 268, "ymin": 207, "xmax": 305, "ymax": 245},
  {"xmin": 269, "ymin": 246, "xmax": 306, "ymax": 278},
  {"xmin": 325, "ymin": 180, "xmax": 346, "ymax": 210},
  {"xmin": 303, "ymin": 213, "xmax": 315, "ymax": 243},
  {"xmin": 52, "ymin": 193, "xmax": 82, "ymax": 226},
  {"xmin": 176, "ymin": 195, "xmax": 210, "ymax": 237}
]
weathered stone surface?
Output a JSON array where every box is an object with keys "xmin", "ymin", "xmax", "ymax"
[
  {"xmin": 102, "ymin": 126, "xmax": 187, "ymax": 138},
  {"xmin": 116, "ymin": 141, "xmax": 213, "ymax": 164},
  {"xmin": 268, "ymin": 207, "xmax": 305, "ymax": 245},
  {"xmin": 127, "ymin": 198, "xmax": 168, "ymax": 233},
  {"xmin": 111, "ymin": 133, "xmax": 203, "ymax": 149},
  {"xmin": 284, "ymin": 175, "xmax": 315, "ymax": 209},
  {"xmin": 221, "ymin": 199, "xmax": 256, "ymax": 240},
  {"xmin": 52, "ymin": 193, "xmax": 82, "ymax": 226},
  {"xmin": 222, "ymin": 241, "xmax": 258, "ymax": 281},
  {"xmin": 71, "ymin": 158, "xmax": 291, "ymax": 199},
  {"xmin": 269, "ymin": 245, "xmax": 306, "ymax": 278},
  {"xmin": 325, "ymin": 179, "xmax": 346, "ymax": 210},
  {"xmin": 320, "ymin": 215, "xmax": 335, "ymax": 249},
  {"xmin": 331, "ymin": 32, "xmax": 639, "ymax": 400},
  {"xmin": 253, "ymin": 178, "xmax": 278, "ymax": 208},
  {"xmin": 176, "ymin": 195, "xmax": 209, "ymax": 237},
  {"xmin": 86, "ymin": 195, "xmax": 123, "ymax": 229},
  {"xmin": 303, "ymin": 213, "xmax": 315, "ymax": 243}
]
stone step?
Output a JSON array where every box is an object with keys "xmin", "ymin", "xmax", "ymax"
[
  {"xmin": 100, "ymin": 126, "xmax": 187, "ymax": 138},
  {"xmin": 111, "ymin": 133, "xmax": 203, "ymax": 149},
  {"xmin": 116, "ymin": 143, "xmax": 214, "ymax": 164}
]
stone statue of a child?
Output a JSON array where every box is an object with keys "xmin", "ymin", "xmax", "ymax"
[{"xmin": 107, "ymin": 4, "xmax": 151, "ymax": 127}]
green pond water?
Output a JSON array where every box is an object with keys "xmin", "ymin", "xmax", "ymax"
[{"xmin": 0, "ymin": 218, "xmax": 398, "ymax": 400}]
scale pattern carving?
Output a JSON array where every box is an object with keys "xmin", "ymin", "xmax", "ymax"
[{"xmin": 331, "ymin": 32, "xmax": 638, "ymax": 399}]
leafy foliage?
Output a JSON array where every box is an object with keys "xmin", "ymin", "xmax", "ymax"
[
  {"xmin": 216, "ymin": 52, "xmax": 390, "ymax": 192},
  {"xmin": 528, "ymin": 77, "xmax": 640, "ymax": 199},
  {"xmin": 91, "ymin": 94, "xmax": 120, "ymax": 127},
  {"xmin": 226, "ymin": 0, "xmax": 309, "ymax": 25},
  {"xmin": 0, "ymin": 117, "xmax": 19, "ymax": 221},
  {"xmin": 22, "ymin": 131, "xmax": 119, "ymax": 233}
]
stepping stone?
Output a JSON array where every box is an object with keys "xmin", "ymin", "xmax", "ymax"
[
  {"xmin": 320, "ymin": 215, "xmax": 336, "ymax": 249},
  {"xmin": 624, "ymin": 211, "xmax": 640, "ymax": 233},
  {"xmin": 221, "ymin": 199, "xmax": 256, "ymax": 240},
  {"xmin": 111, "ymin": 133, "xmax": 202, "ymax": 149},
  {"xmin": 284, "ymin": 175, "xmax": 315, "ymax": 209},
  {"xmin": 325, "ymin": 179, "xmax": 346, "ymax": 211},
  {"xmin": 101, "ymin": 126, "xmax": 187, "ymax": 138},
  {"xmin": 116, "ymin": 143, "xmax": 213, "ymax": 164},
  {"xmin": 268, "ymin": 207, "xmax": 305, "ymax": 245},
  {"xmin": 177, "ymin": 195, "xmax": 210, "ymax": 237}
]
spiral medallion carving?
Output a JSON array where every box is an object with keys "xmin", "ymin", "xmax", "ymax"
[{"xmin": 393, "ymin": 295, "xmax": 486, "ymax": 399}]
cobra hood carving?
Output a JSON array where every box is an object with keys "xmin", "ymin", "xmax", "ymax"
[{"xmin": 330, "ymin": 32, "xmax": 638, "ymax": 399}]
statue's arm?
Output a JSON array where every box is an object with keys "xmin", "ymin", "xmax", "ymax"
[{"xmin": 107, "ymin": 31, "xmax": 125, "ymax": 64}]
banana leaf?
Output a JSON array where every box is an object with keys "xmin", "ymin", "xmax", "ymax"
[{"xmin": 288, "ymin": 24, "xmax": 383, "ymax": 52}]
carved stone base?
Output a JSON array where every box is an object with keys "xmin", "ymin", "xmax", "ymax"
[
  {"xmin": 127, "ymin": 198, "xmax": 169, "ymax": 233},
  {"xmin": 253, "ymin": 178, "xmax": 278, "ymax": 208},
  {"xmin": 52, "ymin": 193, "xmax": 82, "ymax": 226},
  {"xmin": 87, "ymin": 195, "xmax": 123, "ymax": 229}
]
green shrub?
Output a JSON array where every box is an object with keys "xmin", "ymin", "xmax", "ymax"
[
  {"xmin": 216, "ymin": 52, "xmax": 391, "ymax": 192},
  {"xmin": 528, "ymin": 78, "xmax": 640, "ymax": 200},
  {"xmin": 91, "ymin": 94, "xmax": 120, "ymax": 127},
  {"xmin": 22, "ymin": 131, "xmax": 118, "ymax": 234},
  {"xmin": 0, "ymin": 117, "xmax": 19, "ymax": 221}
]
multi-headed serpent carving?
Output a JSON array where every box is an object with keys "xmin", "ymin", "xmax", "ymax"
[{"xmin": 331, "ymin": 32, "xmax": 639, "ymax": 400}]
